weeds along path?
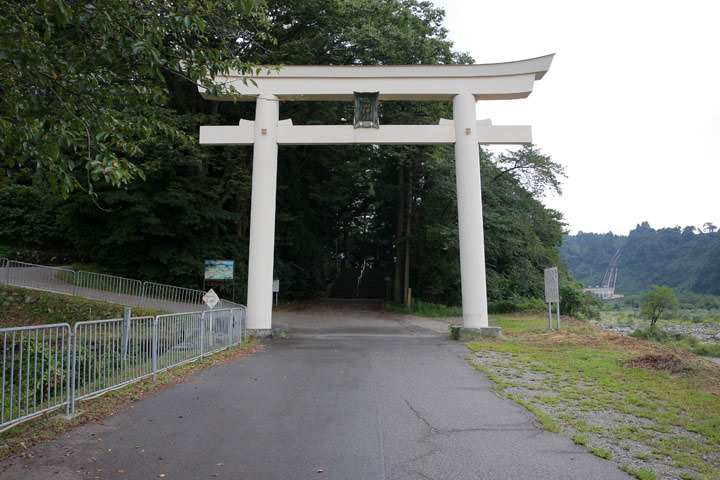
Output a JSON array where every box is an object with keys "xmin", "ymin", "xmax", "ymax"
[{"xmin": 469, "ymin": 316, "xmax": 720, "ymax": 480}]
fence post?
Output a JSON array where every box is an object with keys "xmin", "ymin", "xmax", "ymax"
[
  {"xmin": 66, "ymin": 326, "xmax": 72, "ymax": 415},
  {"xmin": 72, "ymin": 270, "xmax": 78, "ymax": 297},
  {"xmin": 70, "ymin": 325, "xmax": 77, "ymax": 414},
  {"xmin": 152, "ymin": 316, "xmax": 158, "ymax": 381},
  {"xmin": 243, "ymin": 307, "xmax": 248, "ymax": 341},
  {"xmin": 121, "ymin": 307, "xmax": 131, "ymax": 361},
  {"xmin": 228, "ymin": 310, "xmax": 233, "ymax": 347},
  {"xmin": 200, "ymin": 311, "xmax": 205, "ymax": 357}
]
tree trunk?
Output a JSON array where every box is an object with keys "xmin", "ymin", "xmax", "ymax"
[
  {"xmin": 403, "ymin": 159, "xmax": 413, "ymax": 305},
  {"xmin": 393, "ymin": 162, "xmax": 405, "ymax": 303},
  {"xmin": 343, "ymin": 226, "xmax": 352, "ymax": 269}
]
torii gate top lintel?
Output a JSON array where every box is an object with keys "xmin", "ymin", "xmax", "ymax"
[{"xmin": 199, "ymin": 54, "xmax": 554, "ymax": 102}]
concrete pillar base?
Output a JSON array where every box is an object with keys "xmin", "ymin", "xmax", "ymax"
[
  {"xmin": 247, "ymin": 329, "xmax": 274, "ymax": 338},
  {"xmin": 449, "ymin": 326, "xmax": 502, "ymax": 340}
]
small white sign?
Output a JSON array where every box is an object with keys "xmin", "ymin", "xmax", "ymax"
[
  {"xmin": 544, "ymin": 267, "xmax": 560, "ymax": 303},
  {"xmin": 203, "ymin": 288, "xmax": 220, "ymax": 309},
  {"xmin": 272, "ymin": 279, "xmax": 280, "ymax": 293}
]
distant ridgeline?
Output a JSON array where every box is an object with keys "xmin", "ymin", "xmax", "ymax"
[{"xmin": 560, "ymin": 222, "xmax": 720, "ymax": 296}]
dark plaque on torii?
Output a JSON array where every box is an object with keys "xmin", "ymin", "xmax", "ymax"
[{"xmin": 353, "ymin": 91, "xmax": 379, "ymax": 128}]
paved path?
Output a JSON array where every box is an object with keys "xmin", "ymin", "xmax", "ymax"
[
  {"xmin": 1, "ymin": 299, "xmax": 630, "ymax": 479},
  {"xmin": 0, "ymin": 265, "xmax": 210, "ymax": 313}
]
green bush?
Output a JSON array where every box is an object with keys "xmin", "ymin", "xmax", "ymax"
[
  {"xmin": 0, "ymin": 185, "xmax": 72, "ymax": 262},
  {"xmin": 560, "ymin": 284, "xmax": 602, "ymax": 319},
  {"xmin": 488, "ymin": 299, "xmax": 519, "ymax": 314},
  {"xmin": 631, "ymin": 326, "xmax": 720, "ymax": 358},
  {"xmin": 488, "ymin": 297, "xmax": 546, "ymax": 314},
  {"xmin": 690, "ymin": 343, "xmax": 720, "ymax": 358},
  {"xmin": 2, "ymin": 336, "xmax": 69, "ymax": 414},
  {"xmin": 631, "ymin": 326, "xmax": 677, "ymax": 343}
]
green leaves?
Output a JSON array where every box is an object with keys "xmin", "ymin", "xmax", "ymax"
[
  {"xmin": 0, "ymin": 0, "xmax": 268, "ymax": 196},
  {"xmin": 641, "ymin": 285, "xmax": 680, "ymax": 326},
  {"xmin": 494, "ymin": 145, "xmax": 566, "ymax": 198}
]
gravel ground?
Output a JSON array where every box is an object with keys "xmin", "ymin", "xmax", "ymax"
[
  {"xmin": 590, "ymin": 317, "xmax": 720, "ymax": 344},
  {"xmin": 471, "ymin": 349, "xmax": 715, "ymax": 480}
]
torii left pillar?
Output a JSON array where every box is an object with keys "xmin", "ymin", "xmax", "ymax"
[{"xmin": 246, "ymin": 94, "xmax": 279, "ymax": 332}]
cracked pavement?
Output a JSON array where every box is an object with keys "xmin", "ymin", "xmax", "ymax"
[{"xmin": 1, "ymin": 299, "xmax": 630, "ymax": 479}]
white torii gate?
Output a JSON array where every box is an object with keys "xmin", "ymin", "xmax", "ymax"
[{"xmin": 199, "ymin": 55, "xmax": 554, "ymax": 335}]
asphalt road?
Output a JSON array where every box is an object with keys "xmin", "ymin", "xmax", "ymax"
[{"xmin": 1, "ymin": 299, "xmax": 630, "ymax": 479}]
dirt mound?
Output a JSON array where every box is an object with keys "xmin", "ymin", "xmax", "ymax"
[{"xmin": 623, "ymin": 354, "xmax": 685, "ymax": 373}]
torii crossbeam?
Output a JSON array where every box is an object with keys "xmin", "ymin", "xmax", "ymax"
[{"xmin": 199, "ymin": 55, "xmax": 554, "ymax": 335}]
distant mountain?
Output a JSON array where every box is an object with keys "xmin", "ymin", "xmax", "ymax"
[{"xmin": 560, "ymin": 222, "xmax": 720, "ymax": 295}]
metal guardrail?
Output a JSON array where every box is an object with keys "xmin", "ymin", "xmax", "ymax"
[
  {"xmin": 141, "ymin": 282, "xmax": 204, "ymax": 310},
  {"xmin": 75, "ymin": 270, "xmax": 143, "ymax": 304},
  {"xmin": 0, "ymin": 307, "xmax": 247, "ymax": 428},
  {"xmin": 2, "ymin": 260, "xmax": 76, "ymax": 296},
  {"xmin": 0, "ymin": 258, "xmax": 232, "ymax": 312},
  {"xmin": 72, "ymin": 316, "xmax": 155, "ymax": 406},
  {"xmin": 154, "ymin": 309, "xmax": 240, "ymax": 374},
  {"xmin": 1, "ymin": 324, "xmax": 72, "ymax": 428}
]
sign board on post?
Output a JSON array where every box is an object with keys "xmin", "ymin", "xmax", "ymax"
[
  {"xmin": 272, "ymin": 279, "xmax": 279, "ymax": 306},
  {"xmin": 203, "ymin": 288, "xmax": 220, "ymax": 309},
  {"xmin": 544, "ymin": 267, "xmax": 559, "ymax": 303},
  {"xmin": 204, "ymin": 260, "xmax": 234, "ymax": 280},
  {"xmin": 544, "ymin": 267, "xmax": 560, "ymax": 329}
]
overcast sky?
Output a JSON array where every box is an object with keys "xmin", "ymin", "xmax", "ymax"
[{"xmin": 433, "ymin": 0, "xmax": 720, "ymax": 235}]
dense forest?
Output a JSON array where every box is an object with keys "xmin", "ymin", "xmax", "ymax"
[
  {"xmin": 561, "ymin": 222, "xmax": 720, "ymax": 296},
  {"xmin": 1, "ymin": 0, "xmax": 579, "ymax": 311}
]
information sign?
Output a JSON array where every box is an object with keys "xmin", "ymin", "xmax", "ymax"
[
  {"xmin": 204, "ymin": 260, "xmax": 234, "ymax": 280},
  {"xmin": 544, "ymin": 267, "xmax": 559, "ymax": 303}
]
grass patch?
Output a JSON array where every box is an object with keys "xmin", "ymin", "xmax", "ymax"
[
  {"xmin": 467, "ymin": 313, "xmax": 720, "ymax": 479},
  {"xmin": 0, "ymin": 284, "xmax": 165, "ymax": 328},
  {"xmin": 623, "ymin": 466, "xmax": 658, "ymax": 480},
  {"xmin": 386, "ymin": 297, "xmax": 550, "ymax": 318},
  {"xmin": 590, "ymin": 446, "xmax": 613, "ymax": 460},
  {"xmin": 385, "ymin": 299, "xmax": 462, "ymax": 318}
]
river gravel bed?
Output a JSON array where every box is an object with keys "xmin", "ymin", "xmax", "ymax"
[{"xmin": 590, "ymin": 319, "xmax": 720, "ymax": 343}]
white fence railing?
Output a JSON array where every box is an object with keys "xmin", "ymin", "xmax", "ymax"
[
  {"xmin": 0, "ymin": 308, "xmax": 247, "ymax": 430},
  {"xmin": 0, "ymin": 258, "xmax": 239, "ymax": 312}
]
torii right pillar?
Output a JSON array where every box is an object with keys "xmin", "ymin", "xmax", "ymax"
[{"xmin": 453, "ymin": 92, "xmax": 498, "ymax": 336}]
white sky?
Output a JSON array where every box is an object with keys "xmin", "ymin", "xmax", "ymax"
[{"xmin": 434, "ymin": 0, "xmax": 720, "ymax": 235}]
